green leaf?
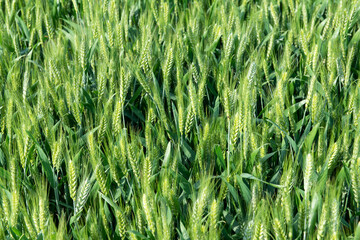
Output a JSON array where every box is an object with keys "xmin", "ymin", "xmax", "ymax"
[
  {"xmin": 163, "ymin": 142, "xmax": 172, "ymax": 167},
  {"xmin": 236, "ymin": 176, "xmax": 251, "ymax": 204},
  {"xmin": 205, "ymin": 37, "xmax": 220, "ymax": 53},
  {"xmin": 99, "ymin": 192, "xmax": 121, "ymax": 211},
  {"xmin": 128, "ymin": 231, "xmax": 148, "ymax": 239},
  {"xmin": 176, "ymin": 172, "xmax": 192, "ymax": 196},
  {"xmin": 215, "ymin": 145, "xmax": 226, "ymax": 170},
  {"xmin": 284, "ymin": 100, "xmax": 307, "ymax": 117},
  {"xmin": 305, "ymin": 123, "xmax": 320, "ymax": 150},
  {"xmin": 0, "ymin": 167, "xmax": 10, "ymax": 181},
  {"xmin": 181, "ymin": 139, "xmax": 195, "ymax": 161},
  {"xmin": 179, "ymin": 221, "xmax": 191, "ymax": 240},
  {"xmin": 19, "ymin": 235, "xmax": 30, "ymax": 240},
  {"xmin": 130, "ymin": 105, "xmax": 145, "ymax": 122},
  {"xmin": 239, "ymin": 173, "xmax": 284, "ymax": 188},
  {"xmin": 250, "ymin": 148, "xmax": 260, "ymax": 167},
  {"xmin": 15, "ymin": 16, "xmax": 30, "ymax": 41},
  {"xmin": 36, "ymin": 145, "xmax": 57, "ymax": 189},
  {"xmin": 10, "ymin": 227, "xmax": 21, "ymax": 239},
  {"xmin": 259, "ymin": 151, "xmax": 276, "ymax": 163},
  {"xmin": 354, "ymin": 222, "xmax": 360, "ymax": 240},
  {"xmin": 36, "ymin": 233, "xmax": 44, "ymax": 240},
  {"xmin": 265, "ymin": 118, "xmax": 298, "ymax": 153},
  {"xmin": 221, "ymin": 176, "xmax": 239, "ymax": 203}
]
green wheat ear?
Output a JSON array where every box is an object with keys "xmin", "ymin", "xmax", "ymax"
[{"xmin": 68, "ymin": 159, "xmax": 77, "ymax": 200}]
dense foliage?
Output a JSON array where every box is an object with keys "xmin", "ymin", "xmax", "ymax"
[{"xmin": 1, "ymin": 0, "xmax": 360, "ymax": 239}]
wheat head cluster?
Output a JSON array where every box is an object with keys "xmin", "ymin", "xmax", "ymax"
[{"xmin": 1, "ymin": 0, "xmax": 360, "ymax": 239}]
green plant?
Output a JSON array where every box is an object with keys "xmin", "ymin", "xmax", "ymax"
[{"xmin": 1, "ymin": 0, "xmax": 360, "ymax": 239}]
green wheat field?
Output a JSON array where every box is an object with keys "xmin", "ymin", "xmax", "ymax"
[{"xmin": 1, "ymin": 0, "xmax": 360, "ymax": 239}]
